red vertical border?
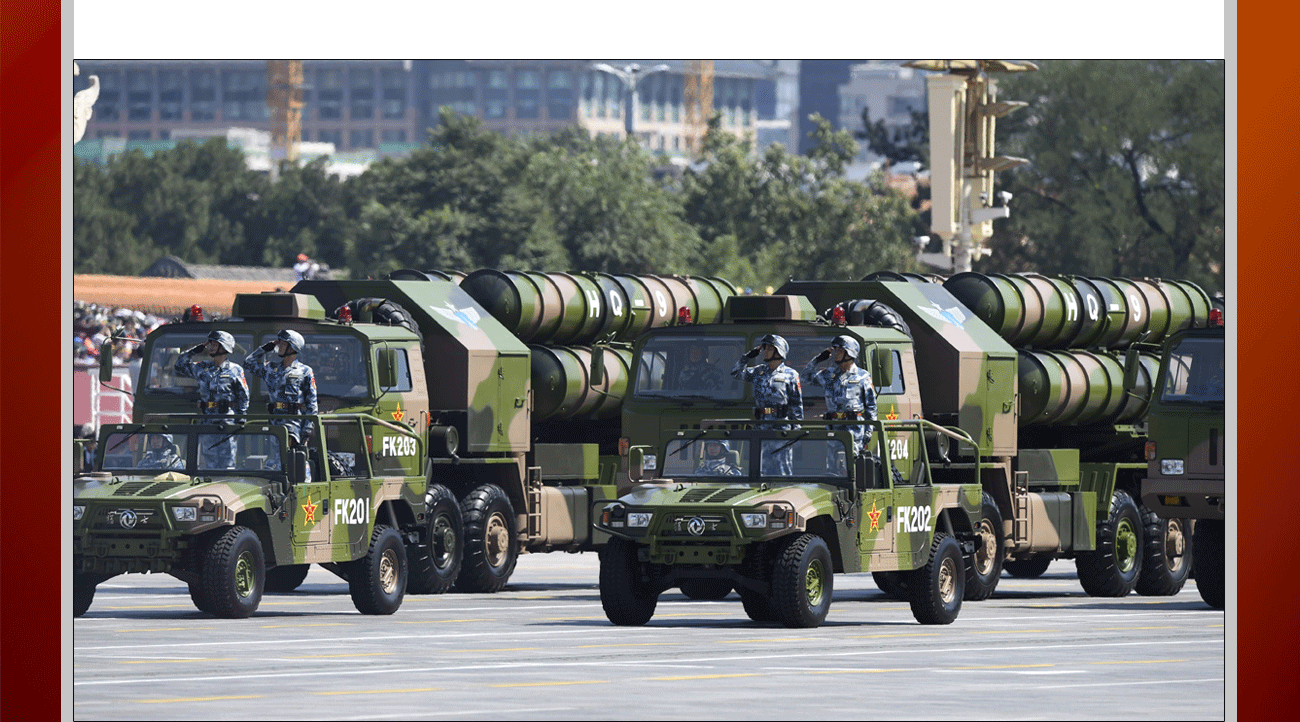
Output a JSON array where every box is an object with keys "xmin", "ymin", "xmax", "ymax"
[
  {"xmin": 0, "ymin": 2, "xmax": 63, "ymax": 720},
  {"xmin": 1238, "ymin": 3, "xmax": 1299, "ymax": 720}
]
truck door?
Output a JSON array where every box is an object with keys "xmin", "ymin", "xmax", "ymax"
[
  {"xmin": 292, "ymin": 478, "xmax": 332, "ymax": 555},
  {"xmin": 329, "ymin": 419, "xmax": 379, "ymax": 553}
]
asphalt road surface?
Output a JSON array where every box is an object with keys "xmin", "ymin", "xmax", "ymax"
[{"xmin": 73, "ymin": 555, "xmax": 1227, "ymax": 720}]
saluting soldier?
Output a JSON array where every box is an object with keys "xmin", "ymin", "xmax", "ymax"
[
  {"xmin": 244, "ymin": 329, "xmax": 318, "ymax": 480},
  {"xmin": 176, "ymin": 330, "xmax": 250, "ymax": 469},
  {"xmin": 731, "ymin": 333, "xmax": 803, "ymax": 475},
  {"xmin": 802, "ymin": 335, "xmax": 877, "ymax": 459}
]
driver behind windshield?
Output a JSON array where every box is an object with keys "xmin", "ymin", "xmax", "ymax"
[
  {"xmin": 694, "ymin": 440, "xmax": 742, "ymax": 476},
  {"xmin": 138, "ymin": 434, "xmax": 184, "ymax": 470}
]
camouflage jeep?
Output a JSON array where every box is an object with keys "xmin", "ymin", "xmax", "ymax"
[
  {"xmin": 73, "ymin": 415, "xmax": 458, "ymax": 618},
  {"xmin": 593, "ymin": 420, "xmax": 985, "ymax": 628}
]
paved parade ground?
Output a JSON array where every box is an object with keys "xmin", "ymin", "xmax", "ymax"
[{"xmin": 72, "ymin": 554, "xmax": 1227, "ymax": 720}]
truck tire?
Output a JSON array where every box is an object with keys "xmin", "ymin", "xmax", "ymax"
[
  {"xmin": 74, "ymin": 573, "xmax": 97, "ymax": 617},
  {"xmin": 872, "ymin": 571, "xmax": 909, "ymax": 598},
  {"xmin": 1003, "ymin": 556, "xmax": 1053, "ymax": 578},
  {"xmin": 197, "ymin": 525, "xmax": 265, "ymax": 618},
  {"xmin": 407, "ymin": 484, "xmax": 463, "ymax": 594},
  {"xmin": 455, "ymin": 484, "xmax": 519, "ymax": 593},
  {"xmin": 678, "ymin": 578, "xmax": 733, "ymax": 600},
  {"xmin": 1076, "ymin": 489, "xmax": 1143, "ymax": 597},
  {"xmin": 348, "ymin": 525, "xmax": 407, "ymax": 615},
  {"xmin": 964, "ymin": 493, "xmax": 1005, "ymax": 601},
  {"xmin": 1135, "ymin": 507, "xmax": 1193, "ymax": 596},
  {"xmin": 771, "ymin": 534, "xmax": 834, "ymax": 628},
  {"xmin": 599, "ymin": 538, "xmax": 658, "ymax": 625},
  {"xmin": 264, "ymin": 564, "xmax": 311, "ymax": 593},
  {"xmin": 739, "ymin": 587, "xmax": 776, "ymax": 622},
  {"xmin": 1192, "ymin": 520, "xmax": 1224, "ymax": 609},
  {"xmin": 908, "ymin": 532, "xmax": 964, "ymax": 625},
  {"xmin": 188, "ymin": 582, "xmax": 214, "ymax": 614}
]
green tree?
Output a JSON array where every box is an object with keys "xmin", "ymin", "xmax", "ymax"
[
  {"xmin": 247, "ymin": 158, "xmax": 357, "ymax": 273},
  {"xmin": 989, "ymin": 60, "xmax": 1226, "ymax": 293},
  {"xmin": 681, "ymin": 114, "xmax": 920, "ymax": 290}
]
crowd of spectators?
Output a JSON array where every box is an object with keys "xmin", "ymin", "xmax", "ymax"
[{"xmin": 72, "ymin": 301, "xmax": 168, "ymax": 370}]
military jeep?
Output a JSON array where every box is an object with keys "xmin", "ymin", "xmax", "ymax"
[
  {"xmin": 594, "ymin": 420, "xmax": 985, "ymax": 628},
  {"xmin": 73, "ymin": 415, "xmax": 457, "ymax": 618}
]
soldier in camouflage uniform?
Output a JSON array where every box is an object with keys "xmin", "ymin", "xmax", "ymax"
[
  {"xmin": 176, "ymin": 330, "xmax": 250, "ymax": 469},
  {"xmin": 244, "ymin": 329, "xmax": 318, "ymax": 481},
  {"xmin": 694, "ymin": 440, "xmax": 742, "ymax": 476},
  {"xmin": 801, "ymin": 335, "xmax": 877, "ymax": 458},
  {"xmin": 677, "ymin": 344, "xmax": 724, "ymax": 391},
  {"xmin": 731, "ymin": 333, "xmax": 803, "ymax": 475},
  {"xmin": 138, "ymin": 433, "xmax": 184, "ymax": 470}
]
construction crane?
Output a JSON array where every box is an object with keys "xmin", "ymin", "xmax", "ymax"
[
  {"xmin": 266, "ymin": 60, "xmax": 304, "ymax": 170},
  {"xmin": 683, "ymin": 60, "xmax": 714, "ymax": 155}
]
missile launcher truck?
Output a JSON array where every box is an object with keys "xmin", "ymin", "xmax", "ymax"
[
  {"xmin": 1127, "ymin": 308, "xmax": 1227, "ymax": 609},
  {"xmin": 74, "ymin": 269, "xmax": 735, "ymax": 616},
  {"xmin": 597, "ymin": 272, "xmax": 1213, "ymax": 624}
]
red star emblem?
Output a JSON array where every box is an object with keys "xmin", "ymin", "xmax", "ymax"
[
  {"xmin": 866, "ymin": 500, "xmax": 883, "ymax": 532},
  {"xmin": 392, "ymin": 404, "xmax": 404, "ymax": 422},
  {"xmin": 302, "ymin": 494, "xmax": 319, "ymax": 524},
  {"xmin": 884, "ymin": 405, "xmax": 899, "ymax": 421}
]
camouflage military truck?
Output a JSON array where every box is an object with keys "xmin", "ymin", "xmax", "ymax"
[
  {"xmin": 610, "ymin": 272, "xmax": 1215, "ymax": 608},
  {"xmin": 94, "ymin": 270, "xmax": 735, "ymax": 599},
  {"xmin": 73, "ymin": 415, "xmax": 437, "ymax": 618},
  {"xmin": 1128, "ymin": 310, "xmax": 1227, "ymax": 608},
  {"xmin": 594, "ymin": 422, "xmax": 984, "ymax": 627}
]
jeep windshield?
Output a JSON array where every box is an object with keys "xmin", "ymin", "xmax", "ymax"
[
  {"xmin": 1159, "ymin": 336, "xmax": 1225, "ymax": 404},
  {"xmin": 101, "ymin": 429, "xmax": 285, "ymax": 476},
  {"xmin": 661, "ymin": 434, "xmax": 851, "ymax": 480}
]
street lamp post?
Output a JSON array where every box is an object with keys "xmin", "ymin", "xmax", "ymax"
[{"xmin": 591, "ymin": 62, "xmax": 670, "ymax": 142}]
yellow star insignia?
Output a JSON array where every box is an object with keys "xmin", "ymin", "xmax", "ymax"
[
  {"xmin": 884, "ymin": 405, "xmax": 899, "ymax": 421},
  {"xmin": 392, "ymin": 404, "xmax": 404, "ymax": 422},
  {"xmin": 866, "ymin": 500, "xmax": 883, "ymax": 532},
  {"xmin": 302, "ymin": 494, "xmax": 319, "ymax": 524}
]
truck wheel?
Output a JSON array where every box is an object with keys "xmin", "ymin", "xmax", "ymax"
[
  {"xmin": 678, "ymin": 579, "xmax": 733, "ymax": 600},
  {"xmin": 1192, "ymin": 520, "xmax": 1224, "ymax": 609},
  {"xmin": 872, "ymin": 571, "xmax": 909, "ymax": 598},
  {"xmin": 455, "ymin": 484, "xmax": 518, "ymax": 593},
  {"xmin": 197, "ymin": 525, "xmax": 265, "ymax": 618},
  {"xmin": 1003, "ymin": 556, "xmax": 1053, "ymax": 578},
  {"xmin": 1135, "ymin": 507, "xmax": 1193, "ymax": 596},
  {"xmin": 348, "ymin": 525, "xmax": 407, "ymax": 615},
  {"xmin": 771, "ymin": 534, "xmax": 834, "ymax": 629},
  {"xmin": 739, "ymin": 587, "xmax": 776, "ymax": 622},
  {"xmin": 908, "ymin": 532, "xmax": 964, "ymax": 625},
  {"xmin": 1076, "ymin": 489, "xmax": 1143, "ymax": 597},
  {"xmin": 599, "ymin": 537, "xmax": 658, "ymax": 625},
  {"xmin": 264, "ymin": 564, "xmax": 311, "ymax": 593},
  {"xmin": 964, "ymin": 493, "xmax": 1005, "ymax": 601},
  {"xmin": 74, "ymin": 573, "xmax": 98, "ymax": 617},
  {"xmin": 407, "ymin": 484, "xmax": 463, "ymax": 594}
]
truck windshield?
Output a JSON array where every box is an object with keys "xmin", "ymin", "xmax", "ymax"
[
  {"xmin": 253, "ymin": 333, "xmax": 369, "ymax": 399},
  {"xmin": 634, "ymin": 336, "xmax": 746, "ymax": 399},
  {"xmin": 1160, "ymin": 337, "xmax": 1225, "ymax": 403},
  {"xmin": 143, "ymin": 331, "xmax": 255, "ymax": 393}
]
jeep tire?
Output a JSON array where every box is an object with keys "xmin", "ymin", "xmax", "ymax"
[
  {"xmin": 264, "ymin": 564, "xmax": 311, "ymax": 593},
  {"xmin": 196, "ymin": 525, "xmax": 265, "ymax": 618},
  {"xmin": 909, "ymin": 532, "xmax": 964, "ymax": 625},
  {"xmin": 348, "ymin": 525, "xmax": 407, "ymax": 615},
  {"xmin": 771, "ymin": 534, "xmax": 834, "ymax": 628},
  {"xmin": 599, "ymin": 537, "xmax": 658, "ymax": 625},
  {"xmin": 964, "ymin": 493, "xmax": 1005, "ymax": 601}
]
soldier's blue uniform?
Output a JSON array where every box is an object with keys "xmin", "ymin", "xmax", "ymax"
[
  {"xmin": 176, "ymin": 341, "xmax": 249, "ymax": 469},
  {"xmin": 801, "ymin": 361, "xmax": 876, "ymax": 454},
  {"xmin": 731, "ymin": 335, "xmax": 803, "ymax": 475},
  {"xmin": 244, "ymin": 349, "xmax": 318, "ymax": 443},
  {"xmin": 138, "ymin": 436, "xmax": 184, "ymax": 470},
  {"xmin": 694, "ymin": 441, "xmax": 742, "ymax": 476}
]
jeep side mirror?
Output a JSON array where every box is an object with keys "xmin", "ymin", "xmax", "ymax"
[
  {"xmin": 628, "ymin": 445, "xmax": 654, "ymax": 482},
  {"xmin": 291, "ymin": 448, "xmax": 308, "ymax": 483},
  {"xmin": 377, "ymin": 348, "xmax": 398, "ymax": 389},
  {"xmin": 590, "ymin": 346, "xmax": 605, "ymax": 386},
  {"xmin": 871, "ymin": 348, "xmax": 893, "ymax": 389},
  {"xmin": 98, "ymin": 343, "xmax": 115, "ymax": 384}
]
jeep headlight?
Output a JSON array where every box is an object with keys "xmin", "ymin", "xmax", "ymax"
[
  {"xmin": 741, "ymin": 513, "xmax": 768, "ymax": 529},
  {"xmin": 73, "ymin": 505, "xmax": 85, "ymax": 521},
  {"xmin": 172, "ymin": 506, "xmax": 198, "ymax": 522},
  {"xmin": 1160, "ymin": 459, "xmax": 1185, "ymax": 475},
  {"xmin": 627, "ymin": 512, "xmax": 653, "ymax": 528}
]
